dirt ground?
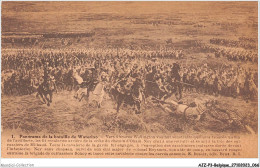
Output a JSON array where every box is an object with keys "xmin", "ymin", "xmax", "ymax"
[{"xmin": 1, "ymin": 90, "xmax": 257, "ymax": 135}]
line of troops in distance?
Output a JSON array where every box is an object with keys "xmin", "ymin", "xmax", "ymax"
[
  {"xmin": 2, "ymin": 43, "xmax": 257, "ymax": 65},
  {"xmin": 1, "ymin": 49, "xmax": 257, "ymax": 101}
]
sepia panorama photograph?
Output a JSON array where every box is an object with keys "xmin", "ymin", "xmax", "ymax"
[{"xmin": 1, "ymin": 1, "xmax": 258, "ymax": 159}]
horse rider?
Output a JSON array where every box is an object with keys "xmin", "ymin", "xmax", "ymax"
[
  {"xmin": 131, "ymin": 72, "xmax": 145, "ymax": 114},
  {"xmin": 42, "ymin": 64, "xmax": 51, "ymax": 89}
]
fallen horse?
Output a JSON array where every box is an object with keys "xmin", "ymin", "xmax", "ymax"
[
  {"xmin": 152, "ymin": 97, "xmax": 206, "ymax": 121},
  {"xmin": 153, "ymin": 98, "xmax": 256, "ymax": 134}
]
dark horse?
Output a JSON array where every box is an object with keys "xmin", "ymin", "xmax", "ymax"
[
  {"xmin": 111, "ymin": 78, "xmax": 144, "ymax": 114},
  {"xmin": 37, "ymin": 79, "xmax": 56, "ymax": 106},
  {"xmin": 144, "ymin": 64, "xmax": 182, "ymax": 101},
  {"xmin": 63, "ymin": 69, "xmax": 76, "ymax": 91}
]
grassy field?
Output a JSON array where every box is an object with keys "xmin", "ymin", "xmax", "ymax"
[{"xmin": 1, "ymin": 90, "xmax": 258, "ymax": 134}]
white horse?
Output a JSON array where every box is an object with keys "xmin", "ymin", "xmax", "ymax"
[
  {"xmin": 73, "ymin": 71, "xmax": 85, "ymax": 100},
  {"xmin": 75, "ymin": 82, "xmax": 105, "ymax": 107},
  {"xmin": 157, "ymin": 98, "xmax": 206, "ymax": 121},
  {"xmin": 73, "ymin": 72, "xmax": 105, "ymax": 108},
  {"xmin": 90, "ymin": 82, "xmax": 105, "ymax": 108}
]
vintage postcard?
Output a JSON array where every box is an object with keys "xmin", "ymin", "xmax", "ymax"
[{"xmin": 1, "ymin": 1, "xmax": 258, "ymax": 159}]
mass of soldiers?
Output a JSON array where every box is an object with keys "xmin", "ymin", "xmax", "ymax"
[
  {"xmin": 210, "ymin": 38, "xmax": 257, "ymax": 50},
  {"xmin": 1, "ymin": 48, "xmax": 258, "ymax": 102},
  {"xmin": 193, "ymin": 42, "xmax": 257, "ymax": 63},
  {"xmin": 214, "ymin": 48, "xmax": 257, "ymax": 63}
]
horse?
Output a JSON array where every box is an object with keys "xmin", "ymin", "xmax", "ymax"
[
  {"xmin": 90, "ymin": 82, "xmax": 105, "ymax": 108},
  {"xmin": 63, "ymin": 69, "xmax": 76, "ymax": 91},
  {"xmin": 75, "ymin": 81, "xmax": 105, "ymax": 108},
  {"xmin": 18, "ymin": 74, "xmax": 33, "ymax": 95},
  {"xmin": 154, "ymin": 97, "xmax": 206, "ymax": 121},
  {"xmin": 110, "ymin": 77, "xmax": 144, "ymax": 114},
  {"xmin": 53, "ymin": 69, "xmax": 65, "ymax": 91},
  {"xmin": 169, "ymin": 63, "xmax": 183, "ymax": 100},
  {"xmin": 36, "ymin": 79, "xmax": 56, "ymax": 106},
  {"xmin": 144, "ymin": 74, "xmax": 183, "ymax": 102},
  {"xmin": 144, "ymin": 79, "xmax": 162, "ymax": 99},
  {"xmin": 7, "ymin": 73, "xmax": 20, "ymax": 95},
  {"xmin": 72, "ymin": 68, "xmax": 106, "ymax": 107}
]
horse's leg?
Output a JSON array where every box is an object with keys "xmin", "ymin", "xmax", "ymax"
[
  {"xmin": 49, "ymin": 91, "xmax": 53, "ymax": 103},
  {"xmin": 58, "ymin": 82, "xmax": 62, "ymax": 91},
  {"xmin": 79, "ymin": 88, "xmax": 87, "ymax": 102},
  {"xmin": 98, "ymin": 92, "xmax": 104, "ymax": 108},
  {"xmin": 86, "ymin": 89, "xmax": 90, "ymax": 100},
  {"xmin": 69, "ymin": 82, "xmax": 72, "ymax": 91},
  {"xmin": 39, "ymin": 92, "xmax": 46, "ymax": 104},
  {"xmin": 61, "ymin": 81, "xmax": 65, "ymax": 91},
  {"xmin": 98, "ymin": 101, "xmax": 101, "ymax": 108},
  {"xmin": 46, "ymin": 96, "xmax": 50, "ymax": 106},
  {"xmin": 142, "ymin": 92, "xmax": 146, "ymax": 104},
  {"xmin": 43, "ymin": 92, "xmax": 50, "ymax": 106},
  {"xmin": 117, "ymin": 101, "xmax": 122, "ymax": 113},
  {"xmin": 74, "ymin": 88, "xmax": 80, "ymax": 99},
  {"xmin": 28, "ymin": 86, "xmax": 31, "ymax": 95},
  {"xmin": 54, "ymin": 83, "xmax": 57, "ymax": 93},
  {"xmin": 117, "ymin": 96, "xmax": 123, "ymax": 113},
  {"xmin": 79, "ymin": 93, "xmax": 85, "ymax": 102},
  {"xmin": 71, "ymin": 82, "xmax": 74, "ymax": 91},
  {"xmin": 135, "ymin": 101, "xmax": 141, "ymax": 114},
  {"xmin": 179, "ymin": 86, "xmax": 182, "ymax": 99},
  {"xmin": 70, "ymin": 79, "xmax": 74, "ymax": 91}
]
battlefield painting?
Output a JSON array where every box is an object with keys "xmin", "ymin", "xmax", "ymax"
[{"xmin": 1, "ymin": 2, "xmax": 258, "ymax": 134}]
